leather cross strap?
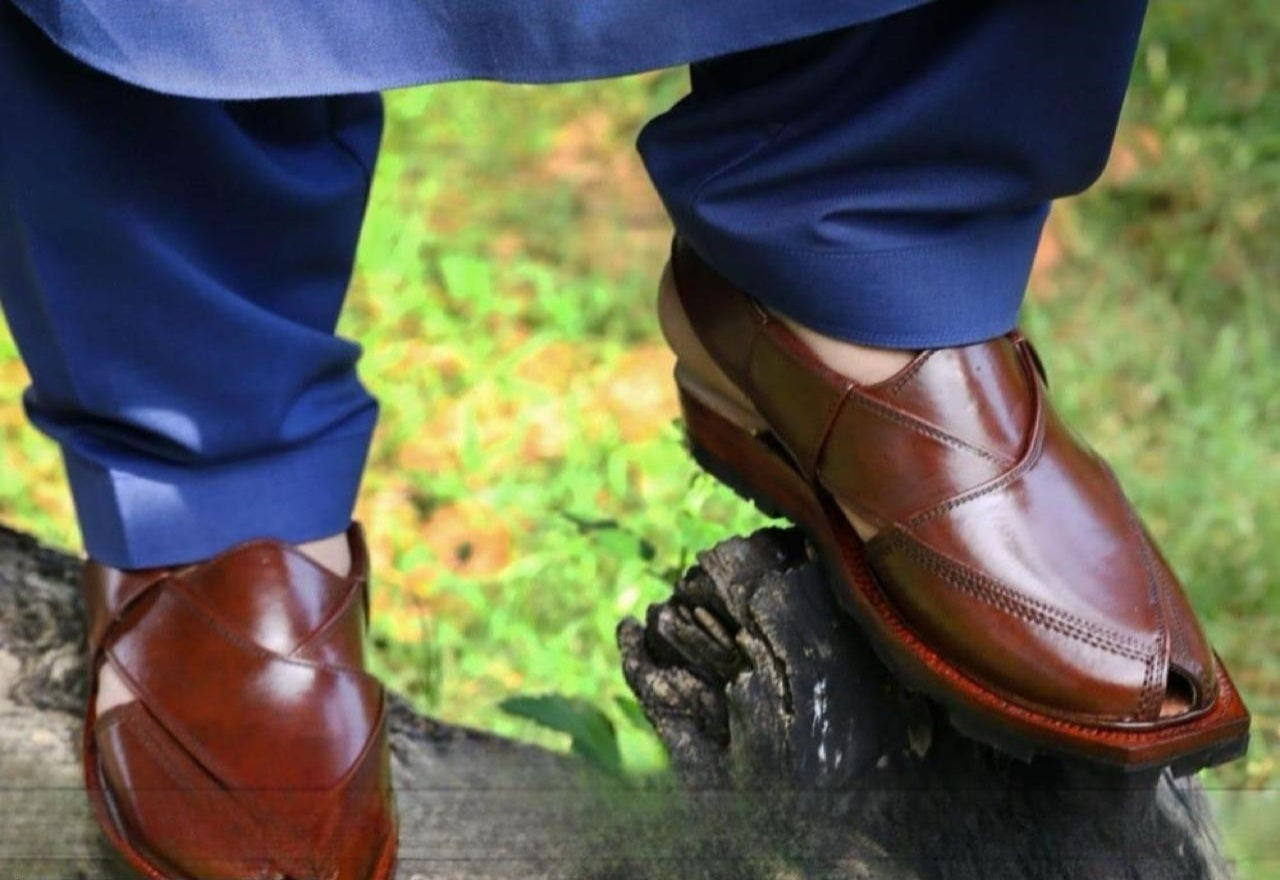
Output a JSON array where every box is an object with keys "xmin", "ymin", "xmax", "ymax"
[{"xmin": 82, "ymin": 565, "xmax": 169, "ymax": 661}]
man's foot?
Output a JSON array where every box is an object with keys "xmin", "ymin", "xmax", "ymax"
[
  {"xmin": 659, "ymin": 269, "xmax": 913, "ymax": 543},
  {"xmin": 93, "ymin": 530, "xmax": 353, "ymax": 717},
  {"xmin": 82, "ymin": 524, "xmax": 397, "ymax": 880},
  {"xmin": 659, "ymin": 239, "xmax": 1250, "ymax": 772}
]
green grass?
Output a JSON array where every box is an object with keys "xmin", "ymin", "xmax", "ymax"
[
  {"xmin": 335, "ymin": 73, "xmax": 765, "ymax": 774},
  {"xmin": 0, "ymin": 0, "xmax": 1275, "ymax": 872}
]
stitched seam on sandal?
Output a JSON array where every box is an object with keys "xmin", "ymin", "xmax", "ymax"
[
  {"xmin": 901, "ymin": 341, "xmax": 1046, "ymax": 526},
  {"xmin": 902, "ymin": 433, "xmax": 1039, "ymax": 528},
  {"xmin": 161, "ymin": 580, "xmax": 380, "ymax": 686},
  {"xmin": 1107, "ymin": 463, "xmax": 1169, "ymax": 720},
  {"xmin": 879, "ymin": 351, "xmax": 934, "ymax": 397},
  {"xmin": 288, "ymin": 576, "xmax": 365, "ymax": 665},
  {"xmin": 845, "ymin": 391, "xmax": 1015, "ymax": 466},
  {"xmin": 887, "ymin": 532, "xmax": 1152, "ymax": 661},
  {"xmin": 808, "ymin": 382, "xmax": 854, "ymax": 479},
  {"xmin": 1135, "ymin": 547, "xmax": 1164, "ymax": 720}
]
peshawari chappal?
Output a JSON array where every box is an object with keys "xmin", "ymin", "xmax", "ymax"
[
  {"xmin": 80, "ymin": 523, "xmax": 397, "ymax": 879},
  {"xmin": 660, "ymin": 238, "xmax": 1249, "ymax": 775}
]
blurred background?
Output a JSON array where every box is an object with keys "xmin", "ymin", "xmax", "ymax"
[{"xmin": 0, "ymin": 0, "xmax": 1275, "ymax": 873}]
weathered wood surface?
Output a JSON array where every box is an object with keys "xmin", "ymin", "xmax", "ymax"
[{"xmin": 0, "ymin": 523, "xmax": 1231, "ymax": 879}]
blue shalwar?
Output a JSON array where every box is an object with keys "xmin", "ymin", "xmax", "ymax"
[{"xmin": 0, "ymin": 0, "xmax": 1149, "ymax": 567}]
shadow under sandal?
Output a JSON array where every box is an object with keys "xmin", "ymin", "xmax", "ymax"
[
  {"xmin": 80, "ymin": 522, "xmax": 398, "ymax": 880},
  {"xmin": 663, "ymin": 238, "xmax": 1250, "ymax": 775}
]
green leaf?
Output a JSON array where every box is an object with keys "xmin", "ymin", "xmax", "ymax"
[
  {"xmin": 498, "ymin": 693, "xmax": 623, "ymax": 775},
  {"xmin": 612, "ymin": 695, "xmax": 652, "ymax": 733}
]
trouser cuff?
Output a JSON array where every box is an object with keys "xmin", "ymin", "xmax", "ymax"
[
  {"xmin": 62, "ymin": 425, "xmax": 376, "ymax": 569},
  {"xmin": 678, "ymin": 206, "xmax": 1049, "ymax": 349}
]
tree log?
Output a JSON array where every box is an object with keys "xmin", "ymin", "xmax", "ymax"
[
  {"xmin": 0, "ymin": 524, "xmax": 1231, "ymax": 879},
  {"xmin": 618, "ymin": 527, "xmax": 1234, "ymax": 880}
]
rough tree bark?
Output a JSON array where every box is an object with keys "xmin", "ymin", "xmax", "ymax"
[{"xmin": 0, "ymin": 523, "xmax": 1231, "ymax": 880}]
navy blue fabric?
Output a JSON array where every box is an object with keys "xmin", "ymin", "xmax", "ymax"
[
  {"xmin": 7, "ymin": 0, "xmax": 934, "ymax": 99},
  {"xmin": 0, "ymin": 0, "xmax": 1148, "ymax": 566},
  {"xmin": 0, "ymin": 3, "xmax": 383, "ymax": 566},
  {"xmin": 639, "ymin": 0, "xmax": 1149, "ymax": 346}
]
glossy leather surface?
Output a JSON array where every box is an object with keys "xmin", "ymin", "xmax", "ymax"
[
  {"xmin": 670, "ymin": 239, "xmax": 1219, "ymax": 727},
  {"xmin": 81, "ymin": 523, "xmax": 396, "ymax": 880}
]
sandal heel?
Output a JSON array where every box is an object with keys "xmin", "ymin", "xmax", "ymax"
[{"xmin": 675, "ymin": 365, "xmax": 815, "ymax": 525}]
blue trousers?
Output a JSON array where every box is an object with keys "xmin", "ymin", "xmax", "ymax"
[{"xmin": 0, "ymin": 0, "xmax": 1148, "ymax": 568}]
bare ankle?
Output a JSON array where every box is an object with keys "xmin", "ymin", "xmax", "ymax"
[
  {"xmin": 770, "ymin": 312, "xmax": 918, "ymax": 385},
  {"xmin": 296, "ymin": 531, "xmax": 351, "ymax": 578}
]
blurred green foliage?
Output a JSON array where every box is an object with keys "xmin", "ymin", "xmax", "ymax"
[{"xmin": 0, "ymin": 0, "xmax": 1275, "ymax": 872}]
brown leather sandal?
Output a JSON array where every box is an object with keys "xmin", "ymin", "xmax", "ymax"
[
  {"xmin": 80, "ymin": 522, "xmax": 398, "ymax": 879},
  {"xmin": 661, "ymin": 239, "xmax": 1249, "ymax": 775}
]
